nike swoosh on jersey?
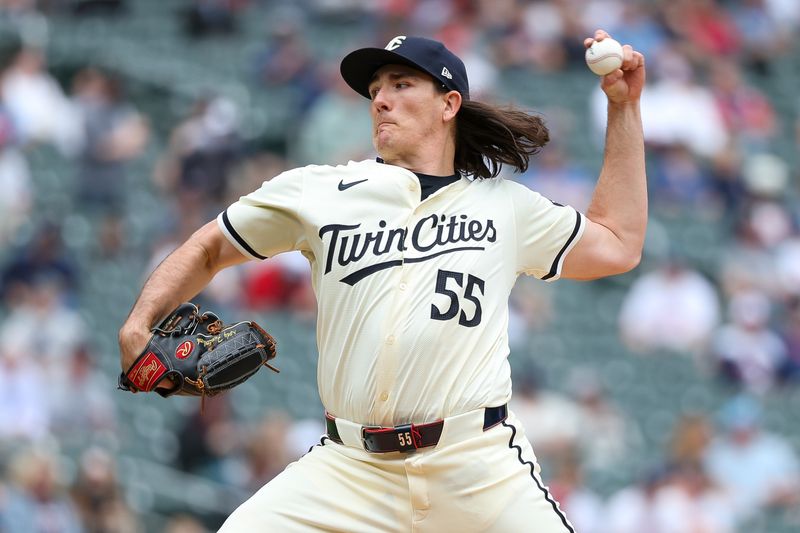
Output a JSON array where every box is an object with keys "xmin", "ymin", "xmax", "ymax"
[{"xmin": 338, "ymin": 178, "xmax": 368, "ymax": 191}]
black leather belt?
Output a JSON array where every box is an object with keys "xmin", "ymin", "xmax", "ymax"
[{"xmin": 325, "ymin": 405, "xmax": 508, "ymax": 453}]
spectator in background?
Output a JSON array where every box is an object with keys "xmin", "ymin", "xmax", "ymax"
[
  {"xmin": 1, "ymin": 447, "xmax": 83, "ymax": 533},
  {"xmin": 778, "ymin": 296, "xmax": 800, "ymax": 383},
  {"xmin": 651, "ymin": 462, "xmax": 736, "ymax": 533},
  {"xmin": 619, "ymin": 258, "xmax": 721, "ymax": 356},
  {"xmin": 289, "ymin": 64, "xmax": 373, "ymax": 166},
  {"xmin": 703, "ymin": 395, "xmax": 800, "ymax": 520},
  {"xmin": 646, "ymin": 143, "xmax": 719, "ymax": 211},
  {"xmin": 47, "ymin": 344, "xmax": 117, "ymax": 441},
  {"xmin": 740, "ymin": 152, "xmax": 792, "ymax": 207},
  {"xmin": 479, "ymin": 0, "xmax": 581, "ymax": 72},
  {"xmin": 660, "ymin": 414, "xmax": 738, "ymax": 532},
  {"xmin": 546, "ymin": 448, "xmax": 603, "ymax": 533},
  {"xmin": 507, "ymin": 276, "xmax": 555, "ymax": 341},
  {"xmin": 718, "ymin": 196, "xmax": 793, "ymax": 300},
  {"xmin": 0, "ymin": 275, "xmax": 86, "ymax": 373},
  {"xmin": 709, "ymin": 59, "xmax": 776, "ymax": 151},
  {"xmin": 70, "ymin": 446, "xmax": 141, "ymax": 533},
  {"xmin": 0, "ymin": 344, "xmax": 51, "ymax": 442},
  {"xmin": 478, "ymin": 0, "xmax": 534, "ymax": 71},
  {"xmin": 240, "ymin": 251, "xmax": 314, "ymax": 318},
  {"xmin": 669, "ymin": 413, "xmax": 714, "ymax": 468},
  {"xmin": 143, "ymin": 213, "xmax": 246, "ymax": 317},
  {"xmin": 509, "ymin": 368, "xmax": 582, "ymax": 467},
  {"xmin": 605, "ymin": 467, "xmax": 670, "ymax": 533},
  {"xmin": 0, "ymin": 100, "xmax": 31, "ymax": 247},
  {"xmin": 707, "ymin": 144, "xmax": 748, "ymax": 215},
  {"xmin": 0, "ymin": 46, "xmax": 82, "ymax": 155},
  {"xmin": 607, "ymin": 463, "xmax": 735, "ymax": 533},
  {"xmin": 659, "ymin": 0, "xmax": 740, "ymax": 65},
  {"xmin": 0, "ymin": 222, "xmax": 79, "ymax": 304},
  {"xmin": 516, "ymin": 0, "xmax": 571, "ymax": 72},
  {"xmin": 153, "ymin": 94, "xmax": 244, "ymax": 217},
  {"xmin": 730, "ymin": 0, "xmax": 791, "ymax": 73},
  {"xmin": 71, "ymin": 66, "xmax": 149, "ymax": 215},
  {"xmin": 238, "ymin": 412, "xmax": 293, "ymax": 494},
  {"xmin": 92, "ymin": 212, "xmax": 128, "ymax": 260},
  {"xmin": 712, "ymin": 289, "xmax": 788, "ymax": 393},
  {"xmin": 175, "ymin": 395, "xmax": 242, "ymax": 485},
  {"xmin": 251, "ymin": 21, "xmax": 324, "ymax": 116},
  {"xmin": 434, "ymin": 18, "xmax": 499, "ymax": 100},
  {"xmin": 592, "ymin": 46, "xmax": 728, "ymax": 159},
  {"xmin": 223, "ymin": 151, "xmax": 290, "ymax": 208},
  {"xmin": 568, "ymin": 369, "xmax": 637, "ymax": 473},
  {"xmin": 583, "ymin": 1, "xmax": 668, "ymax": 61}
]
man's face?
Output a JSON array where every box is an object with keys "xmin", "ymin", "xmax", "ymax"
[{"xmin": 367, "ymin": 64, "xmax": 447, "ymax": 161}]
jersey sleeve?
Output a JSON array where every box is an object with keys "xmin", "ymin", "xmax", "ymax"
[
  {"xmin": 512, "ymin": 183, "xmax": 585, "ymax": 281},
  {"xmin": 217, "ymin": 167, "xmax": 307, "ymax": 260}
]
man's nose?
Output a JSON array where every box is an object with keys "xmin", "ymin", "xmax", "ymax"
[{"xmin": 372, "ymin": 87, "xmax": 390, "ymax": 111}]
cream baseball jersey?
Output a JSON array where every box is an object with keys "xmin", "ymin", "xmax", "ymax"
[{"xmin": 218, "ymin": 159, "xmax": 584, "ymax": 427}]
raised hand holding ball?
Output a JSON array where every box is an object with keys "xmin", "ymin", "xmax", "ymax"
[{"xmin": 585, "ymin": 37, "xmax": 624, "ymax": 76}]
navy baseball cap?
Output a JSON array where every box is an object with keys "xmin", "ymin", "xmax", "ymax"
[{"xmin": 340, "ymin": 36, "xmax": 470, "ymax": 100}]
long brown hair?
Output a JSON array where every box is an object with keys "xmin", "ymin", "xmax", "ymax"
[{"xmin": 454, "ymin": 99, "xmax": 550, "ymax": 179}]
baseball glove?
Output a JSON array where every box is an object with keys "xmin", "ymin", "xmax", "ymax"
[{"xmin": 119, "ymin": 302, "xmax": 278, "ymax": 398}]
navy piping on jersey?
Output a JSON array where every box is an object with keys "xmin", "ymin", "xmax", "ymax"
[
  {"xmin": 222, "ymin": 209, "xmax": 267, "ymax": 260},
  {"xmin": 502, "ymin": 420, "xmax": 575, "ymax": 533},
  {"xmin": 541, "ymin": 211, "xmax": 583, "ymax": 281}
]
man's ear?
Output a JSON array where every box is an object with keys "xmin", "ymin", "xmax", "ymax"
[{"xmin": 442, "ymin": 90, "xmax": 462, "ymax": 122}]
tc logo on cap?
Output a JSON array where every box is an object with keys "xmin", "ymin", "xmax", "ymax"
[{"xmin": 385, "ymin": 36, "xmax": 406, "ymax": 51}]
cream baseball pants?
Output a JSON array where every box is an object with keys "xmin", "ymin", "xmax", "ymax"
[{"xmin": 219, "ymin": 408, "xmax": 574, "ymax": 532}]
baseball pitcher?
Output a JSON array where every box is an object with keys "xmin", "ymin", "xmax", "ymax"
[{"xmin": 119, "ymin": 29, "xmax": 646, "ymax": 532}]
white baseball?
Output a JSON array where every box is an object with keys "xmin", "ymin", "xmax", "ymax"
[{"xmin": 585, "ymin": 38, "xmax": 624, "ymax": 76}]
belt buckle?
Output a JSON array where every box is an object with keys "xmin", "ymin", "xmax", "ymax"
[{"xmin": 360, "ymin": 425, "xmax": 382, "ymax": 452}]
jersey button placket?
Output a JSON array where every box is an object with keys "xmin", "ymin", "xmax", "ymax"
[{"xmin": 374, "ymin": 200, "xmax": 417, "ymax": 419}]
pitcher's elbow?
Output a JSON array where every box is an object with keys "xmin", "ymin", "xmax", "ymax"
[{"xmin": 620, "ymin": 250, "xmax": 642, "ymax": 273}]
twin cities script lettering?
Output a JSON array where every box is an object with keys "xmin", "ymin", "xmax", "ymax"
[{"xmin": 319, "ymin": 213, "xmax": 496, "ymax": 285}]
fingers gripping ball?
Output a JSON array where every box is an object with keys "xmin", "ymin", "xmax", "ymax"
[
  {"xmin": 585, "ymin": 38, "xmax": 624, "ymax": 76},
  {"xmin": 119, "ymin": 302, "xmax": 278, "ymax": 398}
]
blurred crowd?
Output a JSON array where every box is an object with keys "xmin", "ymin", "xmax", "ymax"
[{"xmin": 0, "ymin": 0, "xmax": 798, "ymax": 531}]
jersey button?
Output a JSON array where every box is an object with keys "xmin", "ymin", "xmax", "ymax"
[
  {"xmin": 399, "ymin": 282, "xmax": 407, "ymax": 291},
  {"xmin": 379, "ymin": 392, "xmax": 389, "ymax": 401},
  {"xmin": 386, "ymin": 335, "xmax": 395, "ymax": 345}
]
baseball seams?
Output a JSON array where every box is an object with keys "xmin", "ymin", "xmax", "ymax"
[{"xmin": 586, "ymin": 51, "xmax": 623, "ymax": 66}]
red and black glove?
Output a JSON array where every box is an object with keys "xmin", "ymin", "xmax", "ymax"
[{"xmin": 119, "ymin": 302, "xmax": 278, "ymax": 397}]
